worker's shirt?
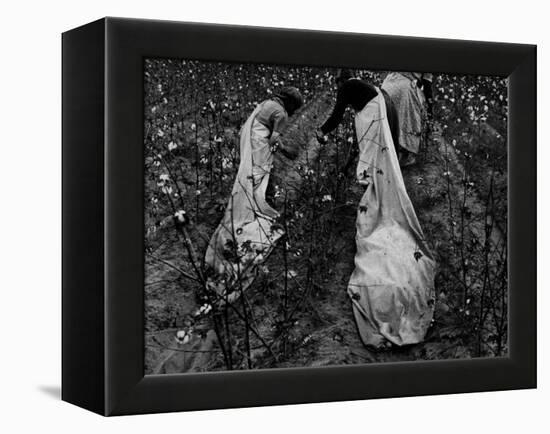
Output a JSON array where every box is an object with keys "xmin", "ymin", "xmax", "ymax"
[{"xmin": 255, "ymin": 99, "xmax": 288, "ymax": 135}]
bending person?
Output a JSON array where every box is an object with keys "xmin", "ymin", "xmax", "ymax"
[
  {"xmin": 318, "ymin": 70, "xmax": 436, "ymax": 349},
  {"xmin": 205, "ymin": 87, "xmax": 303, "ymax": 303},
  {"xmin": 318, "ymin": 69, "xmax": 400, "ymax": 159}
]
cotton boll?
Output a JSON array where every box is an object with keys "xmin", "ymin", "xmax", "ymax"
[{"xmin": 175, "ymin": 330, "xmax": 191, "ymax": 345}]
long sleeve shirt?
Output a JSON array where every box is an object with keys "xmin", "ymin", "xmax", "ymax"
[{"xmin": 320, "ymin": 79, "xmax": 378, "ymax": 134}]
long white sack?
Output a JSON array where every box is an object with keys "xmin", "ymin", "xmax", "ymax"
[
  {"xmin": 205, "ymin": 103, "xmax": 283, "ymax": 302},
  {"xmin": 348, "ymin": 89, "xmax": 436, "ymax": 348}
]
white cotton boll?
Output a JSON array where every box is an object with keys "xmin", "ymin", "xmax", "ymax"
[
  {"xmin": 174, "ymin": 210, "xmax": 187, "ymax": 223},
  {"xmin": 175, "ymin": 330, "xmax": 190, "ymax": 345},
  {"xmin": 195, "ymin": 303, "xmax": 212, "ymax": 317},
  {"xmin": 221, "ymin": 158, "xmax": 232, "ymax": 169}
]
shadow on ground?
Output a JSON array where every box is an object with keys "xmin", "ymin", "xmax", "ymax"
[{"xmin": 37, "ymin": 385, "xmax": 61, "ymax": 400}]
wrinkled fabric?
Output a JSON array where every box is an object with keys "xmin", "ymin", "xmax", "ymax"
[
  {"xmin": 348, "ymin": 89, "xmax": 436, "ymax": 348},
  {"xmin": 255, "ymin": 99, "xmax": 288, "ymax": 135},
  {"xmin": 205, "ymin": 102, "xmax": 284, "ymax": 302},
  {"xmin": 381, "ymin": 72, "xmax": 427, "ymax": 154}
]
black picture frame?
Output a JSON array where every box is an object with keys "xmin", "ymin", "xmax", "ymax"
[{"xmin": 62, "ymin": 17, "xmax": 536, "ymax": 416}]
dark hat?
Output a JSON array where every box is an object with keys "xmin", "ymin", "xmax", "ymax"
[{"xmin": 274, "ymin": 86, "xmax": 303, "ymax": 116}]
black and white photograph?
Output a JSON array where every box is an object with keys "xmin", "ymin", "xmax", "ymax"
[
  {"xmin": 0, "ymin": 0, "xmax": 544, "ymax": 429},
  {"xmin": 144, "ymin": 59, "xmax": 508, "ymax": 374}
]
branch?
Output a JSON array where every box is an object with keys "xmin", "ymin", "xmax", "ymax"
[{"xmin": 146, "ymin": 252, "xmax": 200, "ymax": 283}]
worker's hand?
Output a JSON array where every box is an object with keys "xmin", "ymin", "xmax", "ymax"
[{"xmin": 268, "ymin": 131, "xmax": 281, "ymax": 147}]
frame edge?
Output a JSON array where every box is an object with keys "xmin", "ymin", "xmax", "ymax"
[{"xmin": 62, "ymin": 18, "xmax": 107, "ymax": 415}]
